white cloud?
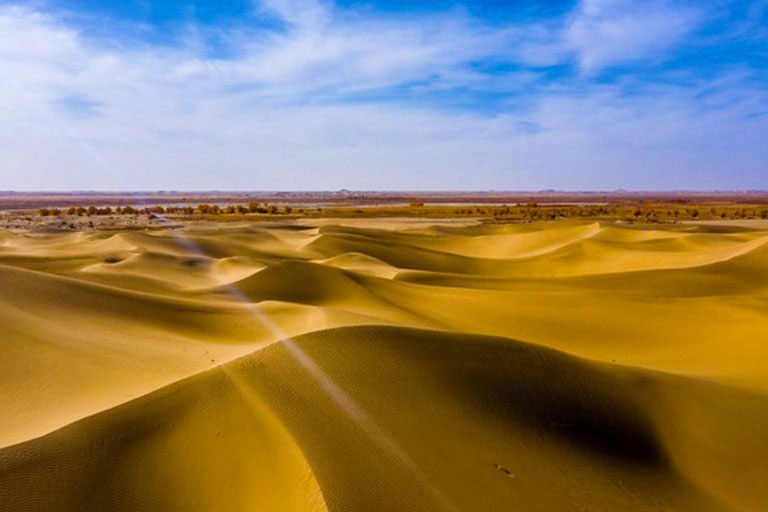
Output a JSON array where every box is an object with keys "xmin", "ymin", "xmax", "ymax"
[
  {"xmin": 567, "ymin": 0, "xmax": 703, "ymax": 73},
  {"xmin": 517, "ymin": 0, "xmax": 704, "ymax": 74},
  {"xmin": 0, "ymin": 2, "xmax": 520, "ymax": 189}
]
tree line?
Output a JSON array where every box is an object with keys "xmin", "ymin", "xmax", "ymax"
[{"xmin": 39, "ymin": 201, "xmax": 294, "ymax": 217}]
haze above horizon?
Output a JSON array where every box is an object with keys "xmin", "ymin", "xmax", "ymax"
[{"xmin": 1, "ymin": 0, "xmax": 767, "ymax": 191}]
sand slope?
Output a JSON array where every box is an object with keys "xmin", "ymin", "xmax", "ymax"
[{"xmin": 2, "ymin": 220, "xmax": 768, "ymax": 511}]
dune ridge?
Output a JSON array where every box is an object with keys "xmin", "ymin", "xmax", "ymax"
[{"xmin": 2, "ymin": 220, "xmax": 768, "ymax": 511}]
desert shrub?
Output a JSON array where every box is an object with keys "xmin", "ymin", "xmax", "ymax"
[
  {"xmin": 236, "ymin": 204, "xmax": 247, "ymax": 214},
  {"xmin": 87, "ymin": 206, "xmax": 98, "ymax": 215},
  {"xmin": 268, "ymin": 205, "xmax": 278, "ymax": 214},
  {"xmin": 248, "ymin": 201, "xmax": 259, "ymax": 213},
  {"xmin": 67, "ymin": 207, "xmax": 76, "ymax": 215},
  {"xmin": 39, "ymin": 208, "xmax": 51, "ymax": 216},
  {"xmin": 197, "ymin": 204, "xmax": 211, "ymax": 214},
  {"xmin": 284, "ymin": 206, "xmax": 292, "ymax": 214},
  {"xmin": 409, "ymin": 201, "xmax": 424, "ymax": 207}
]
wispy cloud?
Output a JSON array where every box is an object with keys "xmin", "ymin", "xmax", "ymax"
[
  {"xmin": 181, "ymin": 1, "xmax": 516, "ymax": 99},
  {"xmin": 567, "ymin": 0, "xmax": 704, "ymax": 73},
  {"xmin": 517, "ymin": 0, "xmax": 706, "ymax": 73}
]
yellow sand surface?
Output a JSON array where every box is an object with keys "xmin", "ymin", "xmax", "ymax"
[{"xmin": 1, "ymin": 220, "xmax": 768, "ymax": 511}]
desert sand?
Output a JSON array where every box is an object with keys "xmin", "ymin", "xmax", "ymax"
[{"xmin": 1, "ymin": 219, "xmax": 768, "ymax": 511}]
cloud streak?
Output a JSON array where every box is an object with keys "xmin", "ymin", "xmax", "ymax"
[{"xmin": 567, "ymin": 0, "xmax": 704, "ymax": 73}]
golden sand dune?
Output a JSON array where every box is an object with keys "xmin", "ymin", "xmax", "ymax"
[{"xmin": 2, "ymin": 220, "xmax": 768, "ymax": 511}]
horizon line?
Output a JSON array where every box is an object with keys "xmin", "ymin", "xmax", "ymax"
[{"xmin": 3, "ymin": 190, "xmax": 768, "ymax": 195}]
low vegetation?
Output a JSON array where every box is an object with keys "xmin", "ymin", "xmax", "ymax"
[
  {"xmin": 39, "ymin": 202, "xmax": 294, "ymax": 218},
  {"xmin": 296, "ymin": 202, "xmax": 768, "ymax": 222},
  {"xmin": 34, "ymin": 201, "xmax": 768, "ymax": 223}
]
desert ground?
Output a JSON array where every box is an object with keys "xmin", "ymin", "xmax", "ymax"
[{"xmin": 2, "ymin": 218, "xmax": 768, "ymax": 511}]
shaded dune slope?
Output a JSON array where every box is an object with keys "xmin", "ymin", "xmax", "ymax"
[{"xmin": 3, "ymin": 326, "xmax": 767, "ymax": 511}]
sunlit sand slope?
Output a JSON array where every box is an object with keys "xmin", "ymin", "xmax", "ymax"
[{"xmin": 2, "ymin": 220, "xmax": 768, "ymax": 511}]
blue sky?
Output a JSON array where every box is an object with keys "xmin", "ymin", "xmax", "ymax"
[{"xmin": 0, "ymin": 0, "xmax": 766, "ymax": 190}]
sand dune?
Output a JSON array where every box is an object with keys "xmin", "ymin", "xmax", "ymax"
[{"xmin": 2, "ymin": 220, "xmax": 768, "ymax": 511}]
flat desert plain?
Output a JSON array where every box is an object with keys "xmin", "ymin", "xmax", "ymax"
[{"xmin": 2, "ymin": 219, "xmax": 768, "ymax": 511}]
